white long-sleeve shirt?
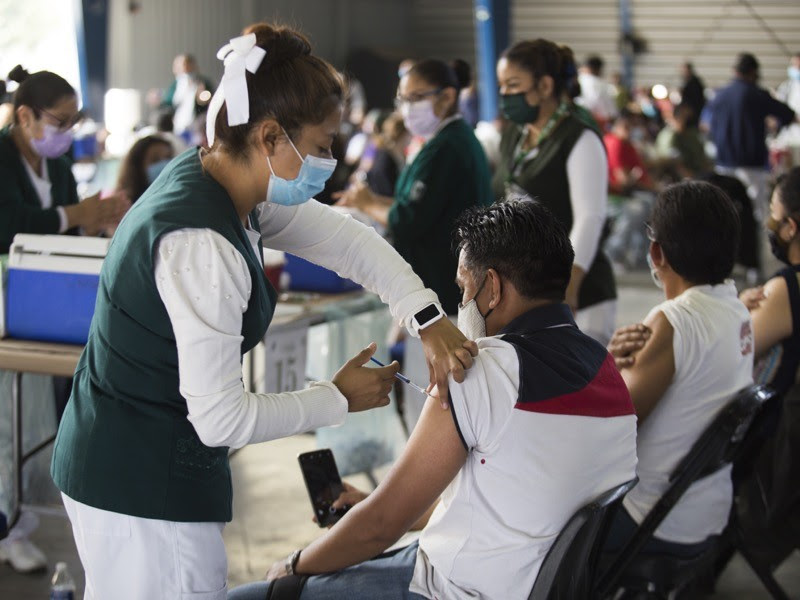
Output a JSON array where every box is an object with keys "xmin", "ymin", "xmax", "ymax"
[
  {"xmin": 565, "ymin": 130, "xmax": 608, "ymax": 272},
  {"xmin": 154, "ymin": 199, "xmax": 440, "ymax": 449}
]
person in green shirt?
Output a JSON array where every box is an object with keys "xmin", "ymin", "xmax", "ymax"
[
  {"xmin": 0, "ymin": 70, "xmax": 128, "ymax": 254},
  {"xmin": 654, "ymin": 104, "xmax": 712, "ymax": 178},
  {"xmin": 0, "ymin": 70, "xmax": 127, "ymax": 575},
  {"xmin": 493, "ymin": 39, "xmax": 617, "ymax": 345},
  {"xmin": 335, "ymin": 59, "xmax": 494, "ymax": 316}
]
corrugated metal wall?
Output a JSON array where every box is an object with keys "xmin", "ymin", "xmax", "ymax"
[
  {"xmin": 631, "ymin": 0, "xmax": 800, "ymax": 90},
  {"xmin": 107, "ymin": 0, "xmax": 412, "ymax": 93},
  {"xmin": 512, "ymin": 1, "xmax": 622, "ymax": 76},
  {"xmin": 511, "ymin": 1, "xmax": 797, "ymax": 91},
  {"xmin": 408, "ymin": 0, "xmax": 477, "ymax": 63}
]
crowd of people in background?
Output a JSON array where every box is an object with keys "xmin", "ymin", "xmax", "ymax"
[{"xmin": 1, "ymin": 23, "xmax": 800, "ymax": 598}]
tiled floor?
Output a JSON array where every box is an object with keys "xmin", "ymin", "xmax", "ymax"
[{"xmin": 2, "ymin": 278, "xmax": 799, "ymax": 599}]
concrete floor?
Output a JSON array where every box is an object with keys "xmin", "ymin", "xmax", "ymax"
[{"xmin": 2, "ymin": 277, "xmax": 799, "ymax": 599}]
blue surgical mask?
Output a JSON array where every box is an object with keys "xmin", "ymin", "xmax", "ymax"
[
  {"xmin": 146, "ymin": 158, "xmax": 171, "ymax": 185},
  {"xmin": 788, "ymin": 66, "xmax": 800, "ymax": 82},
  {"xmin": 266, "ymin": 130, "xmax": 337, "ymax": 206}
]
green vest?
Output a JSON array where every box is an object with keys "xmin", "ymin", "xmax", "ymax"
[
  {"xmin": 389, "ymin": 118, "xmax": 493, "ymax": 314},
  {"xmin": 51, "ymin": 149, "xmax": 276, "ymax": 522},
  {"xmin": 0, "ymin": 126, "xmax": 79, "ymax": 253},
  {"xmin": 491, "ymin": 113, "xmax": 616, "ymax": 309}
]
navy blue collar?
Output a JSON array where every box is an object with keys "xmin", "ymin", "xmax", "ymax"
[{"xmin": 498, "ymin": 302, "xmax": 576, "ymax": 337}]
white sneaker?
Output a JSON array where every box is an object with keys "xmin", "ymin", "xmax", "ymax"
[{"xmin": 0, "ymin": 537, "xmax": 48, "ymax": 573}]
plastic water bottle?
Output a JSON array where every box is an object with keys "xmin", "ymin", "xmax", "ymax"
[{"xmin": 50, "ymin": 562, "xmax": 76, "ymax": 600}]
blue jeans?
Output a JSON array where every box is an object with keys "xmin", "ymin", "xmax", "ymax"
[{"xmin": 227, "ymin": 542, "xmax": 426, "ymax": 600}]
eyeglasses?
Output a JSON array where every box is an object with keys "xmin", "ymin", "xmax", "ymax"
[
  {"xmin": 38, "ymin": 108, "xmax": 83, "ymax": 132},
  {"xmin": 645, "ymin": 222, "xmax": 657, "ymax": 242},
  {"xmin": 394, "ymin": 88, "xmax": 442, "ymax": 108}
]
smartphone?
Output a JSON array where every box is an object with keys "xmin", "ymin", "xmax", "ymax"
[{"xmin": 298, "ymin": 449, "xmax": 349, "ymax": 528}]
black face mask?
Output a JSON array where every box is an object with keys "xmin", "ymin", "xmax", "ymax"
[
  {"xmin": 768, "ymin": 230, "xmax": 791, "ymax": 265},
  {"xmin": 767, "ymin": 216, "xmax": 792, "ymax": 265}
]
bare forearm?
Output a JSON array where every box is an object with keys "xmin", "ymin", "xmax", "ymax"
[{"xmin": 295, "ymin": 502, "xmax": 407, "ymax": 575}]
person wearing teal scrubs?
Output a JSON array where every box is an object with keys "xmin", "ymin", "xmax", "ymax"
[
  {"xmin": 336, "ymin": 59, "xmax": 493, "ymax": 315},
  {"xmin": 0, "ymin": 70, "xmax": 126, "ymax": 574}
]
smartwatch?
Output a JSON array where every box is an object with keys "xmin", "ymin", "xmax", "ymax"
[{"xmin": 411, "ymin": 303, "xmax": 445, "ymax": 335}]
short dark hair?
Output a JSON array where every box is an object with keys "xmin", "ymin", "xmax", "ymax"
[
  {"xmin": 586, "ymin": 55, "xmax": 604, "ymax": 75},
  {"xmin": 735, "ymin": 52, "xmax": 760, "ymax": 77},
  {"xmin": 210, "ymin": 23, "xmax": 344, "ymax": 157},
  {"xmin": 650, "ymin": 181, "xmax": 740, "ymax": 285},
  {"xmin": 12, "ymin": 70, "xmax": 76, "ymax": 123},
  {"xmin": 775, "ymin": 167, "xmax": 800, "ymax": 219},
  {"xmin": 454, "ymin": 199, "xmax": 574, "ymax": 301}
]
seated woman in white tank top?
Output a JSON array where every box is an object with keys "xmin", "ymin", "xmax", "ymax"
[{"xmin": 606, "ymin": 180, "xmax": 754, "ymax": 553}]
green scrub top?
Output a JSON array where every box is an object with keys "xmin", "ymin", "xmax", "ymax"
[
  {"xmin": 388, "ymin": 117, "xmax": 493, "ymax": 314},
  {"xmin": 0, "ymin": 126, "xmax": 79, "ymax": 253}
]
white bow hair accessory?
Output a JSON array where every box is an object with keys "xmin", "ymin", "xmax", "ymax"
[{"xmin": 206, "ymin": 32, "xmax": 267, "ymax": 146}]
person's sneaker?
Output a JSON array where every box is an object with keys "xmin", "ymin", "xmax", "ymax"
[{"xmin": 0, "ymin": 538, "xmax": 48, "ymax": 573}]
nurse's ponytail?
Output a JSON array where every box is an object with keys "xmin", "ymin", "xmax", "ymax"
[{"xmin": 209, "ymin": 22, "xmax": 344, "ymax": 158}]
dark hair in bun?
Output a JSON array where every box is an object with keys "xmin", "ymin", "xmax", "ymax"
[
  {"xmin": 210, "ymin": 22, "xmax": 345, "ymax": 157},
  {"xmin": 501, "ymin": 39, "xmax": 578, "ymax": 98},
  {"xmin": 11, "ymin": 68, "xmax": 76, "ymax": 124}
]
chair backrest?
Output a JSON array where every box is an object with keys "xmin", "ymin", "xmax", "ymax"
[
  {"xmin": 528, "ymin": 477, "xmax": 638, "ymax": 600},
  {"xmin": 596, "ymin": 384, "xmax": 775, "ymax": 597}
]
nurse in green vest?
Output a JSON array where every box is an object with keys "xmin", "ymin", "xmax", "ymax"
[
  {"xmin": 0, "ymin": 70, "xmax": 128, "ymax": 254},
  {"xmin": 335, "ymin": 59, "xmax": 494, "ymax": 316},
  {"xmin": 493, "ymin": 40, "xmax": 617, "ymax": 345},
  {"xmin": 0, "ymin": 70, "xmax": 127, "ymax": 574},
  {"xmin": 51, "ymin": 24, "xmax": 476, "ymax": 599}
]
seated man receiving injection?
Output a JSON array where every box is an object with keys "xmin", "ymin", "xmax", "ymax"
[{"xmin": 230, "ymin": 199, "xmax": 638, "ymax": 600}]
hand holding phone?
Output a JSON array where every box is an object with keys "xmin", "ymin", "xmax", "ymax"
[{"xmin": 298, "ymin": 449, "xmax": 350, "ymax": 528}]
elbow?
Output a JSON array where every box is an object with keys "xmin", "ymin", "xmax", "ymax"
[
  {"xmin": 190, "ymin": 421, "xmax": 233, "ymax": 448},
  {"xmin": 356, "ymin": 503, "xmax": 409, "ymax": 548}
]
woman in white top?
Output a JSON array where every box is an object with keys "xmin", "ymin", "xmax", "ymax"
[
  {"xmin": 51, "ymin": 23, "xmax": 475, "ymax": 600},
  {"xmin": 492, "ymin": 39, "xmax": 616, "ymax": 345},
  {"xmin": 606, "ymin": 181, "xmax": 754, "ymax": 560}
]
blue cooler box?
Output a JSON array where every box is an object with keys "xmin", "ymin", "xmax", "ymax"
[
  {"xmin": 284, "ymin": 254, "xmax": 360, "ymax": 293},
  {"xmin": 5, "ymin": 234, "xmax": 110, "ymax": 344}
]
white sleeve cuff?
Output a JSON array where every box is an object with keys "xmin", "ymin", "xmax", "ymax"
[{"xmin": 56, "ymin": 206, "xmax": 69, "ymax": 233}]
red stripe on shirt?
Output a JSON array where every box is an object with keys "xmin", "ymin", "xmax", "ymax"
[{"xmin": 514, "ymin": 354, "xmax": 634, "ymax": 418}]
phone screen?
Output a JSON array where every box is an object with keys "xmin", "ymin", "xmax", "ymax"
[{"xmin": 298, "ymin": 449, "xmax": 348, "ymax": 528}]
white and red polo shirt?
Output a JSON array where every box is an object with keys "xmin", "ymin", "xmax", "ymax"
[{"xmin": 409, "ymin": 303, "xmax": 637, "ymax": 600}]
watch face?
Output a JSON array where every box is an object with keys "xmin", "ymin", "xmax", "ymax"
[{"xmin": 415, "ymin": 304, "xmax": 441, "ymax": 325}]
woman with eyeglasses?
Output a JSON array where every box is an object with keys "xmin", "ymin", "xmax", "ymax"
[
  {"xmin": 336, "ymin": 59, "xmax": 493, "ymax": 316},
  {"xmin": 0, "ymin": 69, "xmax": 128, "ymax": 575},
  {"xmin": 0, "ymin": 70, "xmax": 128, "ymax": 253}
]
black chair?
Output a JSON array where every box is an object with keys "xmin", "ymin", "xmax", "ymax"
[
  {"xmin": 528, "ymin": 477, "xmax": 638, "ymax": 600},
  {"xmin": 596, "ymin": 384, "xmax": 775, "ymax": 599}
]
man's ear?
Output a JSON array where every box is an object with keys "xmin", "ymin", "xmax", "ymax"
[{"xmin": 487, "ymin": 267, "xmax": 503, "ymax": 310}]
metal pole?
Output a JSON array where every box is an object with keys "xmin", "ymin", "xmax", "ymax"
[{"xmin": 474, "ymin": 0, "xmax": 499, "ymax": 123}]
